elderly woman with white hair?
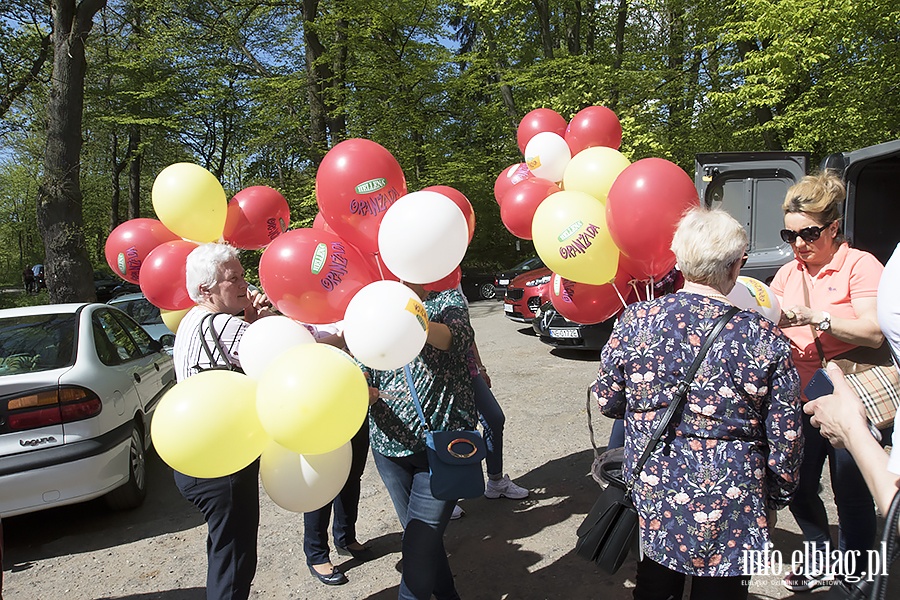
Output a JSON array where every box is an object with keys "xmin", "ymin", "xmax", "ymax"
[
  {"xmin": 590, "ymin": 208, "xmax": 803, "ymax": 600},
  {"xmin": 171, "ymin": 242, "xmax": 273, "ymax": 600}
]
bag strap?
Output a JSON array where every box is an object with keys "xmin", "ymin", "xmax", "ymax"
[
  {"xmin": 196, "ymin": 312, "xmax": 242, "ymax": 372},
  {"xmin": 629, "ymin": 306, "xmax": 740, "ymax": 489},
  {"xmin": 404, "ymin": 363, "xmax": 432, "ymax": 432},
  {"xmin": 800, "ymin": 274, "xmax": 829, "ymax": 368},
  {"xmin": 871, "ymin": 488, "xmax": 900, "ymax": 600}
]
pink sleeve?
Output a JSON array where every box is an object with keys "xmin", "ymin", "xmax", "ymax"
[{"xmin": 848, "ymin": 251, "xmax": 883, "ymax": 299}]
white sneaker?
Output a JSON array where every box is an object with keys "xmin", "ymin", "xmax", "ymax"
[
  {"xmin": 484, "ymin": 474, "xmax": 529, "ymax": 499},
  {"xmin": 450, "ymin": 504, "xmax": 465, "ymax": 520}
]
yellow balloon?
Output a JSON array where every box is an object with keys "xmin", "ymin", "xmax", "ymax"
[
  {"xmin": 562, "ymin": 147, "xmax": 631, "ymax": 203},
  {"xmin": 532, "ymin": 190, "xmax": 620, "ymax": 285},
  {"xmin": 256, "ymin": 344, "xmax": 368, "ymax": 455},
  {"xmin": 151, "ymin": 370, "xmax": 269, "ymax": 478},
  {"xmin": 160, "ymin": 306, "xmax": 192, "ymax": 333},
  {"xmin": 151, "ymin": 163, "xmax": 227, "ymax": 242}
]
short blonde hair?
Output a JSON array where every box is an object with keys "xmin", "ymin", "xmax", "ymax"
[
  {"xmin": 185, "ymin": 243, "xmax": 240, "ymax": 303},
  {"xmin": 671, "ymin": 208, "xmax": 748, "ymax": 290},
  {"xmin": 782, "ymin": 170, "xmax": 844, "ymax": 226}
]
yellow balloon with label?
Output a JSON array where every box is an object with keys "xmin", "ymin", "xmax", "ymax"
[
  {"xmin": 256, "ymin": 343, "xmax": 369, "ymax": 455},
  {"xmin": 151, "ymin": 163, "xmax": 227, "ymax": 242},
  {"xmin": 160, "ymin": 306, "xmax": 192, "ymax": 333},
  {"xmin": 532, "ymin": 190, "xmax": 620, "ymax": 285},
  {"xmin": 727, "ymin": 276, "xmax": 782, "ymax": 322}
]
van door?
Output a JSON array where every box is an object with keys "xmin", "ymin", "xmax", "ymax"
[
  {"xmin": 821, "ymin": 139, "xmax": 900, "ymax": 265},
  {"xmin": 694, "ymin": 152, "xmax": 809, "ymax": 283}
]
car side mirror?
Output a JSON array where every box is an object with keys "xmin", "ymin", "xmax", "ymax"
[{"xmin": 158, "ymin": 334, "xmax": 176, "ymax": 348}]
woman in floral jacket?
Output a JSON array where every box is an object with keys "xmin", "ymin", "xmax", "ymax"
[{"xmin": 591, "ymin": 208, "xmax": 803, "ymax": 600}]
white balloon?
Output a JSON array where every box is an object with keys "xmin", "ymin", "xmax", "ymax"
[
  {"xmin": 238, "ymin": 316, "xmax": 315, "ymax": 380},
  {"xmin": 377, "ymin": 191, "xmax": 468, "ymax": 284},
  {"xmin": 727, "ymin": 276, "xmax": 782, "ymax": 322},
  {"xmin": 524, "ymin": 131, "xmax": 572, "ymax": 182},
  {"xmin": 343, "ymin": 280, "xmax": 429, "ymax": 370},
  {"xmin": 260, "ymin": 440, "xmax": 352, "ymax": 513}
]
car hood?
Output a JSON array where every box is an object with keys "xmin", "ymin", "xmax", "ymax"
[{"xmin": 510, "ymin": 267, "xmax": 552, "ymax": 288}]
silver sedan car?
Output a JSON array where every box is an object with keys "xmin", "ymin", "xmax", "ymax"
[{"xmin": 0, "ymin": 303, "xmax": 175, "ymax": 517}]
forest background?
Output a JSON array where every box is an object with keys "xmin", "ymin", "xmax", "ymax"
[{"xmin": 0, "ymin": 0, "xmax": 898, "ymax": 301}]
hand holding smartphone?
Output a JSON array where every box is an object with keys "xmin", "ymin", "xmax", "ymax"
[{"xmin": 804, "ymin": 367, "xmax": 882, "ymax": 442}]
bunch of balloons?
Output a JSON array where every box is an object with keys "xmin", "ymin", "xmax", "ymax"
[
  {"xmin": 493, "ymin": 105, "xmax": 701, "ymax": 325},
  {"xmin": 104, "ymin": 163, "xmax": 291, "ymax": 320}
]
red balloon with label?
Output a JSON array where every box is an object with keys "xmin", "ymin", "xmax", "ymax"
[
  {"xmin": 517, "ymin": 108, "xmax": 568, "ymax": 154},
  {"xmin": 259, "ymin": 228, "xmax": 376, "ymax": 324},
  {"xmin": 493, "ymin": 163, "xmax": 534, "ymax": 205},
  {"xmin": 105, "ymin": 218, "xmax": 179, "ymax": 283},
  {"xmin": 549, "ymin": 269, "xmax": 631, "ymax": 325},
  {"xmin": 500, "ymin": 178, "xmax": 561, "ymax": 240},
  {"xmin": 606, "ymin": 158, "xmax": 699, "ymax": 279},
  {"xmin": 424, "ymin": 266, "xmax": 462, "ymax": 292},
  {"xmin": 315, "ymin": 139, "xmax": 407, "ymax": 255},
  {"xmin": 564, "ymin": 106, "xmax": 623, "ymax": 155},
  {"xmin": 422, "ymin": 185, "xmax": 475, "ymax": 243},
  {"xmin": 223, "ymin": 186, "xmax": 291, "ymax": 250},
  {"xmin": 139, "ymin": 240, "xmax": 198, "ymax": 310}
]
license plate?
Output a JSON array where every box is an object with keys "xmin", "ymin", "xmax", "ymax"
[
  {"xmin": 498, "ymin": 279, "xmax": 509, "ymax": 286},
  {"xmin": 504, "ymin": 303, "xmax": 514, "ymax": 313},
  {"xmin": 550, "ymin": 328, "xmax": 579, "ymax": 339}
]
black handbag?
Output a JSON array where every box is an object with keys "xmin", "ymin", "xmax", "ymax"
[
  {"xmin": 576, "ymin": 306, "xmax": 739, "ymax": 574},
  {"xmin": 404, "ymin": 364, "xmax": 486, "ymax": 501},
  {"xmin": 824, "ymin": 489, "xmax": 900, "ymax": 600}
]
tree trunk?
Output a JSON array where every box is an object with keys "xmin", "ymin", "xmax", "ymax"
[
  {"xmin": 128, "ymin": 125, "xmax": 141, "ymax": 219},
  {"xmin": 37, "ymin": 0, "xmax": 107, "ymax": 303},
  {"xmin": 531, "ymin": 0, "xmax": 554, "ymax": 59},
  {"xmin": 303, "ymin": 0, "xmax": 329, "ymax": 165},
  {"xmin": 610, "ymin": 0, "xmax": 628, "ymax": 110}
]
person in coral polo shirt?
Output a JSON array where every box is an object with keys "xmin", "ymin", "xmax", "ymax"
[{"xmin": 770, "ymin": 171, "xmax": 885, "ymax": 593}]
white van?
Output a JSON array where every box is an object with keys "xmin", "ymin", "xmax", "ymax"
[{"xmin": 695, "ymin": 139, "xmax": 900, "ymax": 282}]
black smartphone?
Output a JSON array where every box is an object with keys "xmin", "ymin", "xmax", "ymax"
[
  {"xmin": 804, "ymin": 368, "xmax": 834, "ymax": 400},
  {"xmin": 804, "ymin": 368, "xmax": 882, "ymax": 442}
]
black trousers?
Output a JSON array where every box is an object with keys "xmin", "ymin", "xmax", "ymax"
[
  {"xmin": 303, "ymin": 421, "xmax": 370, "ymax": 565},
  {"xmin": 175, "ymin": 461, "xmax": 260, "ymax": 600},
  {"xmin": 634, "ymin": 556, "xmax": 750, "ymax": 600}
]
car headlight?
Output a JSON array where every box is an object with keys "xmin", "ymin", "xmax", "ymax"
[{"xmin": 526, "ymin": 275, "xmax": 551, "ymax": 287}]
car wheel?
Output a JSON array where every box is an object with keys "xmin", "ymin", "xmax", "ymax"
[
  {"xmin": 479, "ymin": 282, "xmax": 496, "ymax": 300},
  {"xmin": 105, "ymin": 424, "xmax": 147, "ymax": 511}
]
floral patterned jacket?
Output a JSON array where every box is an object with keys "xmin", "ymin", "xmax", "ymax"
[{"xmin": 591, "ymin": 292, "xmax": 803, "ymax": 577}]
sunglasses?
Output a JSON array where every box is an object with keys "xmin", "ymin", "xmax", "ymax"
[{"xmin": 779, "ymin": 224, "xmax": 830, "ymax": 245}]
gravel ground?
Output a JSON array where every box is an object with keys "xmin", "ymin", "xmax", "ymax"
[{"xmin": 2, "ymin": 300, "xmax": 895, "ymax": 599}]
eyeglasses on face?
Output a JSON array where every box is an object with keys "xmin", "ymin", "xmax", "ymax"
[
  {"xmin": 779, "ymin": 224, "xmax": 830, "ymax": 244},
  {"xmin": 741, "ymin": 253, "xmax": 749, "ymax": 267}
]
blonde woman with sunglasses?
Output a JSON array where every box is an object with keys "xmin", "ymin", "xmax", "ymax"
[{"xmin": 770, "ymin": 170, "xmax": 885, "ymax": 593}]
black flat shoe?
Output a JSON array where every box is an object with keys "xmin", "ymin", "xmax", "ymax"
[
  {"xmin": 308, "ymin": 564, "xmax": 348, "ymax": 586},
  {"xmin": 335, "ymin": 543, "xmax": 376, "ymax": 562}
]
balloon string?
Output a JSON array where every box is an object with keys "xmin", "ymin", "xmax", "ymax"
[
  {"xmin": 648, "ymin": 276, "xmax": 655, "ymax": 301},
  {"xmin": 628, "ymin": 280, "xmax": 641, "ymax": 300},
  {"xmin": 373, "ymin": 252, "xmax": 386, "ymax": 280},
  {"xmin": 613, "ymin": 283, "xmax": 628, "ymax": 308}
]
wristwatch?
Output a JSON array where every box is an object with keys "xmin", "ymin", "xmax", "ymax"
[{"xmin": 816, "ymin": 311, "xmax": 832, "ymax": 331}]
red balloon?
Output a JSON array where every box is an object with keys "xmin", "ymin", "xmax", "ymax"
[
  {"xmin": 315, "ymin": 139, "xmax": 407, "ymax": 255},
  {"xmin": 311, "ymin": 211, "xmax": 336, "ymax": 234},
  {"xmin": 258, "ymin": 229, "xmax": 376, "ymax": 324},
  {"xmin": 223, "ymin": 186, "xmax": 291, "ymax": 250},
  {"xmin": 424, "ymin": 266, "xmax": 462, "ymax": 292},
  {"xmin": 517, "ymin": 109, "xmax": 568, "ymax": 154},
  {"xmin": 422, "ymin": 185, "xmax": 475, "ymax": 243},
  {"xmin": 500, "ymin": 178, "xmax": 561, "ymax": 240},
  {"xmin": 139, "ymin": 240, "xmax": 198, "ymax": 310},
  {"xmin": 105, "ymin": 218, "xmax": 179, "ymax": 284},
  {"xmin": 617, "ymin": 251, "xmax": 678, "ymax": 283},
  {"xmin": 564, "ymin": 106, "xmax": 623, "ymax": 155},
  {"xmin": 606, "ymin": 158, "xmax": 700, "ymax": 279},
  {"xmin": 493, "ymin": 163, "xmax": 534, "ymax": 205},
  {"xmin": 549, "ymin": 269, "xmax": 631, "ymax": 324}
]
